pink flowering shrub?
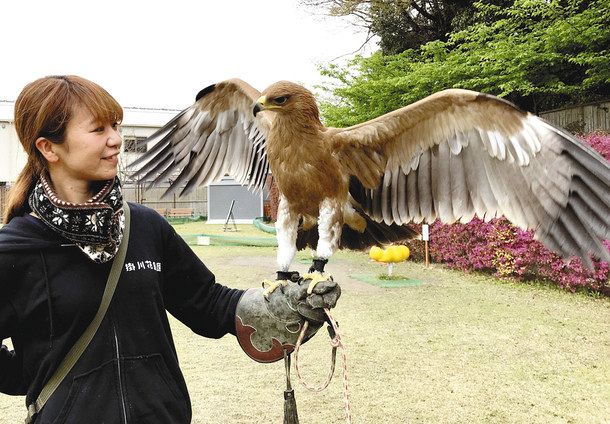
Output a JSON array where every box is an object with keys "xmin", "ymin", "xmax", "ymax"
[
  {"xmin": 421, "ymin": 133, "xmax": 610, "ymax": 294},
  {"xmin": 583, "ymin": 132, "xmax": 610, "ymax": 161}
]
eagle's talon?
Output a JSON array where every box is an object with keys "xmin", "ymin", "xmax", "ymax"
[
  {"xmin": 262, "ymin": 279, "xmax": 289, "ymax": 299},
  {"xmin": 302, "ymin": 272, "xmax": 331, "ymax": 295}
]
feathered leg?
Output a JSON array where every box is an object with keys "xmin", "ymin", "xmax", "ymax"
[
  {"xmin": 276, "ymin": 195, "xmax": 299, "ymax": 272},
  {"xmin": 315, "ymin": 198, "xmax": 343, "ymax": 260},
  {"xmin": 308, "ymin": 198, "xmax": 343, "ymax": 277},
  {"xmin": 264, "ymin": 196, "xmax": 301, "ymax": 298}
]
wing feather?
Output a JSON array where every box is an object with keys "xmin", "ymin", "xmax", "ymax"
[
  {"xmin": 128, "ymin": 79, "xmax": 271, "ymax": 196},
  {"xmin": 448, "ymin": 139, "xmax": 471, "ymax": 222},
  {"xmin": 396, "ymin": 170, "xmax": 407, "ymax": 223},
  {"xmin": 329, "ymin": 88, "xmax": 610, "ymax": 264},
  {"xmin": 140, "ymin": 154, "xmax": 174, "ymax": 188},
  {"xmin": 406, "ymin": 169, "xmax": 421, "ymax": 223},
  {"xmin": 416, "ymin": 150, "xmax": 434, "ymax": 220},
  {"xmin": 137, "ymin": 143, "xmax": 173, "ymax": 182},
  {"xmin": 180, "ymin": 128, "xmax": 228, "ymax": 196}
]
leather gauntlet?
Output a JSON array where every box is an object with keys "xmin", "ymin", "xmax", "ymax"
[{"xmin": 235, "ymin": 276, "xmax": 340, "ymax": 363}]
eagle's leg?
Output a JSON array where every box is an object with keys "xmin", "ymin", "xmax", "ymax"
[
  {"xmin": 264, "ymin": 196, "xmax": 300, "ymax": 298},
  {"xmin": 307, "ymin": 198, "xmax": 342, "ymax": 277},
  {"xmin": 275, "ymin": 195, "xmax": 300, "ymax": 273}
]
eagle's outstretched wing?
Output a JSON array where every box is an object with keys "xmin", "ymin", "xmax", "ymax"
[
  {"xmin": 329, "ymin": 89, "xmax": 610, "ymax": 266},
  {"xmin": 129, "ymin": 79, "xmax": 271, "ymax": 196}
]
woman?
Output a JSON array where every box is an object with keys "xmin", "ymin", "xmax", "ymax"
[{"xmin": 0, "ymin": 75, "xmax": 339, "ymax": 423}]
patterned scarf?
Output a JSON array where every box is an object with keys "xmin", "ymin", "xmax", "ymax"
[{"xmin": 29, "ymin": 175, "xmax": 125, "ymax": 263}]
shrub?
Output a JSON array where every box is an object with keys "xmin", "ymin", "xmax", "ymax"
[{"xmin": 582, "ymin": 132, "xmax": 610, "ymax": 161}]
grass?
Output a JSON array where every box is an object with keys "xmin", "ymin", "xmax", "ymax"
[
  {"xmin": 1, "ymin": 224, "xmax": 609, "ymax": 423},
  {"xmin": 378, "ymin": 273, "xmax": 411, "ymax": 280},
  {"xmin": 351, "ymin": 273, "xmax": 424, "ymax": 288},
  {"xmin": 172, "ymin": 222, "xmax": 277, "ymax": 247}
]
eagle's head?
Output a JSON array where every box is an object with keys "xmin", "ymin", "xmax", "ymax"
[{"xmin": 255, "ymin": 81, "xmax": 320, "ymax": 124}]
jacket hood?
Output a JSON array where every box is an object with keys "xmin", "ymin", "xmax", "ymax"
[{"xmin": 0, "ymin": 214, "xmax": 67, "ymax": 252}]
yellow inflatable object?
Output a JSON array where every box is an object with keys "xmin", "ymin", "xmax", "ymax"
[
  {"xmin": 380, "ymin": 249, "xmax": 393, "ymax": 263},
  {"xmin": 369, "ymin": 246, "xmax": 384, "ymax": 261},
  {"xmin": 387, "ymin": 246, "xmax": 401, "ymax": 263},
  {"xmin": 369, "ymin": 245, "xmax": 410, "ymax": 263},
  {"xmin": 397, "ymin": 245, "xmax": 410, "ymax": 261}
]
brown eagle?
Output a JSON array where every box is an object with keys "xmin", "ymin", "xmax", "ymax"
[{"xmin": 129, "ymin": 79, "xmax": 610, "ymax": 274}]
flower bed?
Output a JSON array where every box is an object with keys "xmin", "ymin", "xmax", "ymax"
[{"xmin": 420, "ymin": 218, "xmax": 610, "ymax": 293}]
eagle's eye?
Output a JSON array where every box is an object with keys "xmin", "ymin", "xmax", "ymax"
[{"xmin": 273, "ymin": 96, "xmax": 289, "ymax": 105}]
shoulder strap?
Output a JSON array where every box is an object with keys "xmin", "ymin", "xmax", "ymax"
[{"xmin": 25, "ymin": 203, "xmax": 131, "ymax": 423}]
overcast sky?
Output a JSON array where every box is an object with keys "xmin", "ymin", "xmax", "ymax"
[{"xmin": 0, "ymin": 0, "xmax": 375, "ymax": 109}]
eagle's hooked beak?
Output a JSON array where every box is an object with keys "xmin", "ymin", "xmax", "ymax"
[{"xmin": 253, "ymin": 96, "xmax": 267, "ymax": 117}]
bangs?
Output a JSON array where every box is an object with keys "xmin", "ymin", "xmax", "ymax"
[{"xmin": 71, "ymin": 78, "xmax": 123, "ymax": 124}]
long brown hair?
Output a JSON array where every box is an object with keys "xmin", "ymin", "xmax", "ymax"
[{"xmin": 4, "ymin": 75, "xmax": 123, "ymax": 223}]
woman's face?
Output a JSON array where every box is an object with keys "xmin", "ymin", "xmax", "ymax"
[{"xmin": 52, "ymin": 105, "xmax": 122, "ymax": 183}]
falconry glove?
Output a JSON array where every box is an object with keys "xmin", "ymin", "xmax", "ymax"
[
  {"xmin": 235, "ymin": 275, "xmax": 341, "ymax": 363},
  {"xmin": 286, "ymin": 275, "xmax": 339, "ymax": 323}
]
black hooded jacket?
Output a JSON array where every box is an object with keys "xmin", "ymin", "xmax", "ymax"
[{"xmin": 0, "ymin": 202, "xmax": 243, "ymax": 423}]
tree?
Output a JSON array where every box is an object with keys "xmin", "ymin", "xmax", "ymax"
[
  {"xmin": 318, "ymin": 0, "xmax": 610, "ymax": 125},
  {"xmin": 300, "ymin": 0, "xmax": 512, "ymax": 54}
]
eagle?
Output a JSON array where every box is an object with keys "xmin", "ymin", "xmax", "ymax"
[{"xmin": 129, "ymin": 79, "xmax": 610, "ymax": 276}]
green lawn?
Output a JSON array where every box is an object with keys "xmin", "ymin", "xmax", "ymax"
[{"xmin": 1, "ymin": 224, "xmax": 609, "ymax": 423}]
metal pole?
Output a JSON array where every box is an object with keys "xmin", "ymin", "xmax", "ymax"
[{"xmin": 425, "ymin": 241, "xmax": 429, "ymax": 268}]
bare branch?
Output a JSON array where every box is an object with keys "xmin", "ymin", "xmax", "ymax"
[
  {"xmin": 410, "ymin": 0, "xmax": 436, "ymax": 21},
  {"xmin": 329, "ymin": 30, "xmax": 376, "ymax": 62}
]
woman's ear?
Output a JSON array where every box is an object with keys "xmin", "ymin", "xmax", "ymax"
[{"xmin": 35, "ymin": 137, "xmax": 59, "ymax": 163}]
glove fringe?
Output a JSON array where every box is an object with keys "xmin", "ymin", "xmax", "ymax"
[
  {"xmin": 283, "ymin": 350, "xmax": 299, "ymax": 423},
  {"xmin": 283, "ymin": 389, "xmax": 299, "ymax": 424}
]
